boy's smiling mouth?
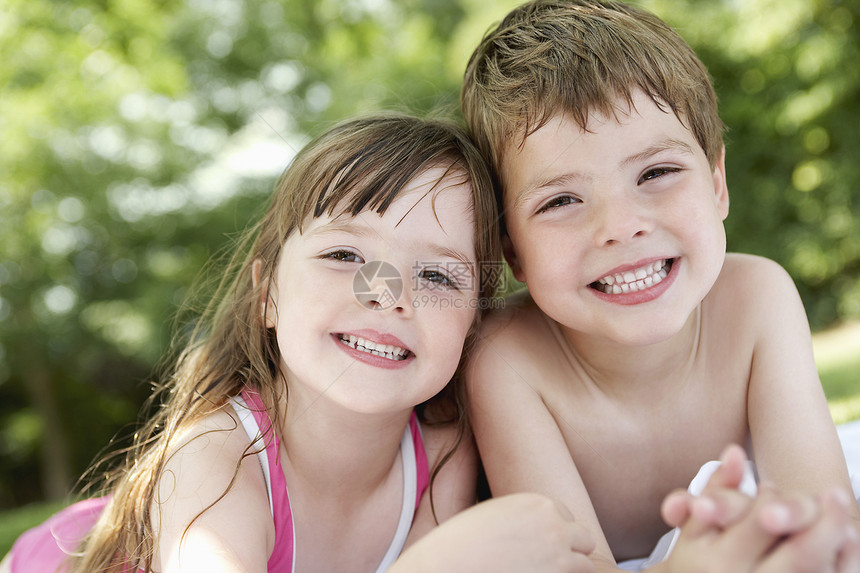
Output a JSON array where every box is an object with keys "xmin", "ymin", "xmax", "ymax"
[
  {"xmin": 336, "ymin": 333, "xmax": 412, "ymax": 361},
  {"xmin": 590, "ymin": 258, "xmax": 674, "ymax": 294}
]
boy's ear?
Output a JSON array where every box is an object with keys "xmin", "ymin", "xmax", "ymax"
[
  {"xmin": 252, "ymin": 259, "xmax": 277, "ymax": 329},
  {"xmin": 713, "ymin": 144, "xmax": 730, "ymax": 221},
  {"xmin": 502, "ymin": 234, "xmax": 526, "ymax": 283}
]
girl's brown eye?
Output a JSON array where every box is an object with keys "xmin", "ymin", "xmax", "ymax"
[
  {"xmin": 537, "ymin": 195, "xmax": 578, "ymax": 214},
  {"xmin": 323, "ymin": 250, "xmax": 362, "ymax": 263},
  {"xmin": 420, "ymin": 269, "xmax": 459, "ymax": 290}
]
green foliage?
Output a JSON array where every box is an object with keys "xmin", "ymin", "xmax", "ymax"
[{"xmin": 0, "ymin": 0, "xmax": 857, "ymax": 509}]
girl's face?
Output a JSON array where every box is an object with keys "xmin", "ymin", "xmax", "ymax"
[{"xmin": 264, "ymin": 166, "xmax": 479, "ymax": 417}]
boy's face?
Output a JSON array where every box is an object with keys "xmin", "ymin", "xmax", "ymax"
[{"xmin": 500, "ymin": 90, "xmax": 729, "ymax": 347}]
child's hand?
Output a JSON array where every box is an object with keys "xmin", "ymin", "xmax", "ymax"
[
  {"xmin": 661, "ymin": 444, "xmax": 750, "ymax": 530},
  {"xmin": 661, "ymin": 444, "xmax": 819, "ymax": 535},
  {"xmin": 658, "ymin": 444, "xmax": 860, "ymax": 572},
  {"xmin": 662, "ymin": 485, "xmax": 858, "ymax": 572},
  {"xmin": 392, "ymin": 492, "xmax": 595, "ymax": 573}
]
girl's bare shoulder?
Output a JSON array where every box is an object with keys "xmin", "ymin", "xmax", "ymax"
[
  {"xmin": 154, "ymin": 404, "xmax": 272, "ymax": 516},
  {"xmin": 152, "ymin": 403, "xmax": 274, "ymax": 568}
]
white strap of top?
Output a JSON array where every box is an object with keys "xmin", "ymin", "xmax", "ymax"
[
  {"xmin": 230, "ymin": 395, "xmax": 274, "ymax": 515},
  {"xmin": 230, "ymin": 394, "xmax": 418, "ymax": 572},
  {"xmin": 375, "ymin": 423, "xmax": 418, "ymax": 572}
]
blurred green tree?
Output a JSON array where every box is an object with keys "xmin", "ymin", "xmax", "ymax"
[
  {"xmin": 0, "ymin": 0, "xmax": 857, "ymax": 507},
  {"xmin": 0, "ymin": 0, "xmax": 522, "ymax": 507}
]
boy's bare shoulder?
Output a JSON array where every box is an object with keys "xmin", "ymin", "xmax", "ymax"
[
  {"xmin": 707, "ymin": 253, "xmax": 801, "ymax": 333},
  {"xmin": 469, "ymin": 289, "xmax": 561, "ymax": 379},
  {"xmin": 720, "ymin": 252, "xmax": 792, "ymax": 279},
  {"xmin": 480, "ymin": 289, "xmax": 555, "ymax": 346},
  {"xmin": 712, "ymin": 253, "xmax": 797, "ymax": 305}
]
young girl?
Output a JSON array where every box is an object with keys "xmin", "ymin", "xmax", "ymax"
[{"xmin": 1, "ymin": 114, "xmax": 594, "ymax": 573}]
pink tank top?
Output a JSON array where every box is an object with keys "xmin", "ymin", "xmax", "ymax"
[{"xmin": 8, "ymin": 392, "xmax": 430, "ymax": 573}]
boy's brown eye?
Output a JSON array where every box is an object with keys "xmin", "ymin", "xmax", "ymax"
[{"xmin": 639, "ymin": 167, "xmax": 680, "ymax": 183}]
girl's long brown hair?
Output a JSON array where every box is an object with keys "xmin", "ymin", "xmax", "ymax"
[{"xmin": 69, "ymin": 112, "xmax": 501, "ymax": 572}]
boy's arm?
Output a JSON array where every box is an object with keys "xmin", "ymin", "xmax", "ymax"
[
  {"xmin": 739, "ymin": 255, "xmax": 859, "ymax": 522},
  {"xmin": 466, "ymin": 321, "xmax": 620, "ymax": 570}
]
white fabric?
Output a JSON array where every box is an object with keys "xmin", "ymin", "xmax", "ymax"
[
  {"xmin": 231, "ymin": 395, "xmax": 274, "ymax": 513},
  {"xmin": 375, "ymin": 425, "xmax": 418, "ymax": 572}
]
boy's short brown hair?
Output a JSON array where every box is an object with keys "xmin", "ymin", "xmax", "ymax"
[{"xmin": 462, "ymin": 0, "xmax": 725, "ymax": 189}]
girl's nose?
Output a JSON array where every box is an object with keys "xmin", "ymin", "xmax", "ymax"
[{"xmin": 353, "ymin": 260, "xmax": 413, "ymax": 316}]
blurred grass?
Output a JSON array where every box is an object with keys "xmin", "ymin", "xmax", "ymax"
[
  {"xmin": 814, "ymin": 321, "xmax": 860, "ymax": 425},
  {"xmin": 1, "ymin": 322, "xmax": 858, "ymax": 557},
  {"xmin": 0, "ymin": 501, "xmax": 65, "ymax": 557}
]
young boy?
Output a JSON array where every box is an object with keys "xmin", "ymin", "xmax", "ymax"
[{"xmin": 461, "ymin": 0, "xmax": 860, "ymax": 570}]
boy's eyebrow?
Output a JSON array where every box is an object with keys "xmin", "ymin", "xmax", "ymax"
[
  {"xmin": 513, "ymin": 172, "xmax": 589, "ymax": 209},
  {"xmin": 513, "ymin": 137, "xmax": 696, "ymax": 207},
  {"xmin": 620, "ymin": 138, "xmax": 695, "ymax": 168}
]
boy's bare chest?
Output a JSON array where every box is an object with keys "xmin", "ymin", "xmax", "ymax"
[{"xmin": 542, "ymin": 357, "xmax": 751, "ymax": 560}]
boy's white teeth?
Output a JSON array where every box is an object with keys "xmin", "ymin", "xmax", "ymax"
[
  {"xmin": 593, "ymin": 259, "xmax": 671, "ymax": 294},
  {"xmin": 338, "ymin": 334, "xmax": 409, "ymax": 361}
]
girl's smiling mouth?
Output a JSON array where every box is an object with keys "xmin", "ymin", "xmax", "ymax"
[
  {"xmin": 336, "ymin": 333, "xmax": 412, "ymax": 361},
  {"xmin": 590, "ymin": 258, "xmax": 675, "ymax": 294}
]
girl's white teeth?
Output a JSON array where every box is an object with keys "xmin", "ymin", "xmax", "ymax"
[
  {"xmin": 594, "ymin": 259, "xmax": 671, "ymax": 294},
  {"xmin": 339, "ymin": 334, "xmax": 409, "ymax": 361}
]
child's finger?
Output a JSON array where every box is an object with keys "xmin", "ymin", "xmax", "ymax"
[
  {"xmin": 836, "ymin": 524, "xmax": 860, "ymax": 573},
  {"xmin": 701, "ymin": 444, "xmax": 748, "ymax": 493},
  {"xmin": 700, "ymin": 484, "xmax": 785, "ymax": 559},
  {"xmin": 665, "ymin": 445, "xmax": 751, "ymax": 535},
  {"xmin": 690, "ymin": 488, "xmax": 753, "ymax": 527},
  {"xmin": 755, "ymin": 488, "xmax": 852, "ymax": 573},
  {"xmin": 549, "ymin": 497, "xmax": 597, "ymax": 555},
  {"xmin": 566, "ymin": 522, "xmax": 596, "ymax": 555},
  {"xmin": 756, "ymin": 493, "xmax": 820, "ymax": 536},
  {"xmin": 660, "ymin": 489, "xmax": 693, "ymax": 528}
]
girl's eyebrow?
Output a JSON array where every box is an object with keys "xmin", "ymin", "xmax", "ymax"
[
  {"xmin": 309, "ymin": 218, "xmax": 476, "ymax": 276},
  {"xmin": 307, "ymin": 218, "xmax": 375, "ymax": 238},
  {"xmin": 426, "ymin": 245, "xmax": 476, "ymax": 275}
]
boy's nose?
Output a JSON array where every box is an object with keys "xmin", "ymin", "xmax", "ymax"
[{"xmin": 593, "ymin": 198, "xmax": 653, "ymax": 246}]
